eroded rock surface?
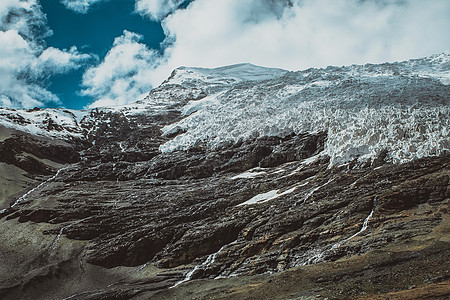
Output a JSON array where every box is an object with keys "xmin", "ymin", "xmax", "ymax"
[
  {"xmin": 0, "ymin": 107, "xmax": 448, "ymax": 300},
  {"xmin": 0, "ymin": 56, "xmax": 449, "ymax": 299}
]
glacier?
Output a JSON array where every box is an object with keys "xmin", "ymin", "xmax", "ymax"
[
  {"xmin": 159, "ymin": 52, "xmax": 450, "ymax": 166},
  {"xmin": 0, "ymin": 52, "xmax": 448, "ymax": 166}
]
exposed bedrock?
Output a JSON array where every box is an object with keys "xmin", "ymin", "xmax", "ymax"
[
  {"xmin": 0, "ymin": 53, "xmax": 449, "ymax": 299},
  {"xmin": 1, "ymin": 115, "xmax": 448, "ymax": 294}
]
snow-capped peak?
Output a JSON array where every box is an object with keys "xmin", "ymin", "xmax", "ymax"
[{"xmin": 164, "ymin": 63, "xmax": 288, "ymax": 93}]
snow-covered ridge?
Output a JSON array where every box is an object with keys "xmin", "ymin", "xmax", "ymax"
[
  {"xmin": 0, "ymin": 108, "xmax": 87, "ymax": 140},
  {"xmin": 160, "ymin": 52, "xmax": 450, "ymax": 165},
  {"xmin": 165, "ymin": 63, "xmax": 288, "ymax": 94}
]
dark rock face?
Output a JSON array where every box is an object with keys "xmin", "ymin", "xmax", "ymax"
[
  {"xmin": 0, "ymin": 133, "xmax": 82, "ymax": 174},
  {"xmin": 0, "ymin": 107, "xmax": 448, "ymax": 300},
  {"xmin": 0, "ymin": 55, "xmax": 449, "ymax": 299}
]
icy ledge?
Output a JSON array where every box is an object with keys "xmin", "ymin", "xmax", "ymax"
[{"xmin": 160, "ymin": 52, "xmax": 450, "ymax": 166}]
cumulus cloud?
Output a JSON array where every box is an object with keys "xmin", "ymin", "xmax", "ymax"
[
  {"xmin": 159, "ymin": 0, "xmax": 450, "ymax": 72},
  {"xmin": 0, "ymin": 0, "xmax": 93, "ymax": 108},
  {"xmin": 82, "ymin": 0, "xmax": 450, "ymax": 107},
  {"xmin": 60, "ymin": 0, "xmax": 109, "ymax": 13},
  {"xmin": 35, "ymin": 46, "xmax": 92, "ymax": 73},
  {"xmin": 81, "ymin": 30, "xmax": 159, "ymax": 108},
  {"xmin": 0, "ymin": 0, "xmax": 49, "ymax": 44},
  {"xmin": 135, "ymin": 0, "xmax": 186, "ymax": 21}
]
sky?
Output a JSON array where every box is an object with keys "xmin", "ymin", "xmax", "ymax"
[{"xmin": 0, "ymin": 0, "xmax": 449, "ymax": 110}]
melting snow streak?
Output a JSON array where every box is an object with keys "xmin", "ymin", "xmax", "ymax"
[
  {"xmin": 0, "ymin": 165, "xmax": 70, "ymax": 214},
  {"xmin": 302, "ymin": 205, "xmax": 375, "ymax": 265},
  {"xmin": 171, "ymin": 240, "xmax": 237, "ymax": 287}
]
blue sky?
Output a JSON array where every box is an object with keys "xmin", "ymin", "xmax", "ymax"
[
  {"xmin": 0, "ymin": 0, "xmax": 449, "ymax": 110},
  {"xmin": 40, "ymin": 0, "xmax": 166, "ymax": 109}
]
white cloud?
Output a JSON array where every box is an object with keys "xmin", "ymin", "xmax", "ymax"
[
  {"xmin": 135, "ymin": 0, "xmax": 185, "ymax": 21},
  {"xmin": 60, "ymin": 0, "xmax": 109, "ymax": 13},
  {"xmin": 0, "ymin": 0, "xmax": 93, "ymax": 108},
  {"xmin": 82, "ymin": 0, "xmax": 450, "ymax": 107},
  {"xmin": 35, "ymin": 46, "xmax": 92, "ymax": 73},
  {"xmin": 0, "ymin": 29, "xmax": 56, "ymax": 108},
  {"xmin": 161, "ymin": 0, "xmax": 450, "ymax": 69},
  {"xmin": 0, "ymin": 0, "xmax": 49, "ymax": 44},
  {"xmin": 81, "ymin": 30, "xmax": 159, "ymax": 108},
  {"xmin": 142, "ymin": 0, "xmax": 450, "ymax": 88}
]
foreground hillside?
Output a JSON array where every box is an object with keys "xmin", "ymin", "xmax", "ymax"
[{"xmin": 0, "ymin": 53, "xmax": 449, "ymax": 299}]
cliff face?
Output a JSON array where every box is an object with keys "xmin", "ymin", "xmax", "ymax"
[{"xmin": 0, "ymin": 54, "xmax": 449, "ymax": 300}]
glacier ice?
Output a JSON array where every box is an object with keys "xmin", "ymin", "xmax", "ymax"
[
  {"xmin": 159, "ymin": 52, "xmax": 450, "ymax": 166},
  {"xmin": 0, "ymin": 53, "xmax": 448, "ymax": 167}
]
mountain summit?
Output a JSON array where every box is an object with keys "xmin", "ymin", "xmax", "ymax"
[{"xmin": 0, "ymin": 53, "xmax": 449, "ymax": 299}]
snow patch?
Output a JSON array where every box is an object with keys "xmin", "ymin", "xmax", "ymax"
[
  {"xmin": 230, "ymin": 169, "xmax": 267, "ymax": 180},
  {"xmin": 237, "ymin": 187, "xmax": 296, "ymax": 206}
]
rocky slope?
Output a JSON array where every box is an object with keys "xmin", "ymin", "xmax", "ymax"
[{"xmin": 0, "ymin": 53, "xmax": 449, "ymax": 300}]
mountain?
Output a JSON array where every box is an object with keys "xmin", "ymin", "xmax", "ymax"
[{"xmin": 0, "ymin": 53, "xmax": 449, "ymax": 299}]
